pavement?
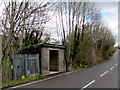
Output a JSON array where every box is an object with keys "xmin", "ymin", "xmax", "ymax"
[{"xmin": 8, "ymin": 50, "xmax": 119, "ymax": 89}]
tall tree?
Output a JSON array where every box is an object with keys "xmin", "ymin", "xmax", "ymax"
[
  {"xmin": 54, "ymin": 1, "xmax": 115, "ymax": 69},
  {"xmin": 1, "ymin": 0, "xmax": 50, "ymax": 61},
  {"xmin": 0, "ymin": 0, "xmax": 50, "ymax": 82}
]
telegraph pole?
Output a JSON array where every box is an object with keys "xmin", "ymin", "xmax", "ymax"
[{"xmin": 0, "ymin": 34, "xmax": 2, "ymax": 87}]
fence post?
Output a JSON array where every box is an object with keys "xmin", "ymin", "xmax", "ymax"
[
  {"xmin": 25, "ymin": 54, "xmax": 27, "ymax": 76},
  {"xmin": 37, "ymin": 54, "xmax": 39, "ymax": 74},
  {"xmin": 13, "ymin": 58, "xmax": 17, "ymax": 79}
]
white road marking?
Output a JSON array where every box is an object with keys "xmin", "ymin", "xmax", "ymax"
[
  {"xmin": 80, "ymin": 80, "xmax": 95, "ymax": 90},
  {"xmin": 113, "ymin": 52, "xmax": 116, "ymax": 56},
  {"xmin": 9, "ymin": 71, "xmax": 75, "ymax": 89},
  {"xmin": 10, "ymin": 74, "xmax": 64, "ymax": 89},
  {"xmin": 115, "ymin": 64, "xmax": 118, "ymax": 66},
  {"xmin": 110, "ymin": 66, "xmax": 115, "ymax": 70},
  {"xmin": 100, "ymin": 71, "xmax": 108, "ymax": 77}
]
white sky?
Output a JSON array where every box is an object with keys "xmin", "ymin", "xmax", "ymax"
[
  {"xmin": 45, "ymin": 1, "xmax": 119, "ymax": 42},
  {"xmin": 0, "ymin": 0, "xmax": 119, "ymax": 43},
  {"xmin": 96, "ymin": 2, "xmax": 118, "ymax": 41}
]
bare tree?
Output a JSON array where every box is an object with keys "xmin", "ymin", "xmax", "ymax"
[
  {"xmin": 53, "ymin": 1, "xmax": 115, "ymax": 69},
  {"xmin": 0, "ymin": 0, "xmax": 51, "ymax": 82},
  {"xmin": 1, "ymin": 0, "xmax": 50, "ymax": 60}
]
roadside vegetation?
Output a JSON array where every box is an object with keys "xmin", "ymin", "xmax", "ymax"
[
  {"xmin": 53, "ymin": 2, "xmax": 116, "ymax": 70},
  {"xmin": 0, "ymin": 74, "xmax": 46, "ymax": 88},
  {"xmin": 0, "ymin": 0, "xmax": 116, "ymax": 87}
]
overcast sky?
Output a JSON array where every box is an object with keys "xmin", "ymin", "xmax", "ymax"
[
  {"xmin": 0, "ymin": 0, "xmax": 119, "ymax": 43},
  {"xmin": 96, "ymin": 2, "xmax": 118, "ymax": 41},
  {"xmin": 45, "ymin": 1, "xmax": 119, "ymax": 42}
]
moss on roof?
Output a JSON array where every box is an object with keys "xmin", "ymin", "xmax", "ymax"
[
  {"xmin": 40, "ymin": 43, "xmax": 65, "ymax": 49},
  {"xmin": 19, "ymin": 43, "xmax": 65, "ymax": 54}
]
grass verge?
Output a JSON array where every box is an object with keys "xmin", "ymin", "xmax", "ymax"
[{"xmin": 1, "ymin": 74, "xmax": 46, "ymax": 89}]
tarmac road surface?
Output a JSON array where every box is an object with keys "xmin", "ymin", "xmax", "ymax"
[{"xmin": 9, "ymin": 50, "xmax": 119, "ymax": 89}]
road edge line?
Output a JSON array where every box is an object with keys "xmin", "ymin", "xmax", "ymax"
[{"xmin": 9, "ymin": 70, "xmax": 79, "ymax": 89}]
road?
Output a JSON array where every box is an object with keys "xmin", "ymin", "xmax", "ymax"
[{"xmin": 10, "ymin": 50, "xmax": 119, "ymax": 89}]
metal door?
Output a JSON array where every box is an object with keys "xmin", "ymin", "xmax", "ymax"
[{"xmin": 13, "ymin": 58, "xmax": 22, "ymax": 78}]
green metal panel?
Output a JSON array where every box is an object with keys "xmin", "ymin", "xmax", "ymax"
[{"xmin": 41, "ymin": 43, "xmax": 65, "ymax": 49}]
